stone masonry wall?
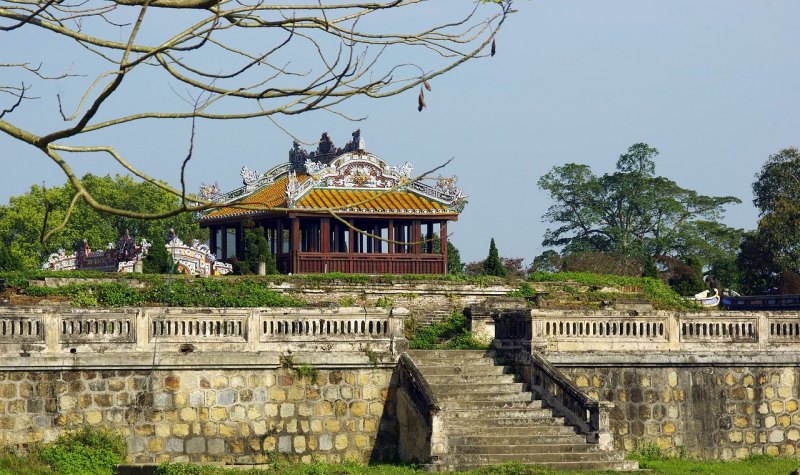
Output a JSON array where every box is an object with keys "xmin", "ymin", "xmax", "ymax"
[
  {"xmin": 560, "ymin": 366, "xmax": 800, "ymax": 459},
  {"xmin": 0, "ymin": 367, "xmax": 397, "ymax": 464},
  {"xmin": 267, "ymin": 281, "xmax": 515, "ymax": 325}
]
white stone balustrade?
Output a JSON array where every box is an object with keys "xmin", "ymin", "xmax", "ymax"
[
  {"xmin": 524, "ymin": 310, "xmax": 800, "ymax": 352},
  {"xmin": 0, "ymin": 306, "xmax": 407, "ymax": 358}
]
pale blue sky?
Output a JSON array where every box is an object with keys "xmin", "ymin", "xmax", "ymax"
[{"xmin": 2, "ymin": 1, "xmax": 799, "ymax": 263}]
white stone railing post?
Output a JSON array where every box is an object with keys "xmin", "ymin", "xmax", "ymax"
[{"xmin": 590, "ymin": 401, "xmax": 614, "ymax": 451}]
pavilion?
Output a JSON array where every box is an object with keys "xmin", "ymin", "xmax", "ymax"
[{"xmin": 198, "ymin": 131, "xmax": 466, "ymax": 274}]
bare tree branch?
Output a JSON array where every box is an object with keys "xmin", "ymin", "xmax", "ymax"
[{"xmin": 0, "ymin": 0, "xmax": 513, "ymax": 225}]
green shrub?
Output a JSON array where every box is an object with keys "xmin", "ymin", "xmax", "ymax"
[
  {"xmin": 70, "ymin": 289, "xmax": 99, "ymax": 308},
  {"xmin": 94, "ymin": 282, "xmax": 146, "ymax": 307},
  {"xmin": 408, "ymin": 311, "xmax": 488, "ymax": 350},
  {"xmin": 37, "ymin": 427, "xmax": 126, "ymax": 475},
  {"xmin": 528, "ymin": 272, "xmax": 695, "ymax": 310},
  {"xmin": 151, "ymin": 279, "xmax": 305, "ymax": 307}
]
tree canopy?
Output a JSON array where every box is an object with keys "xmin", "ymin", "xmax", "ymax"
[
  {"xmin": 538, "ymin": 143, "xmax": 742, "ymax": 267},
  {"xmin": 0, "ymin": 174, "xmax": 202, "ymax": 270},
  {"xmin": 737, "ymin": 147, "xmax": 800, "ymax": 293}
]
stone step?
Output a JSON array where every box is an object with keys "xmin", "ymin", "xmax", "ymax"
[
  {"xmin": 449, "ymin": 443, "xmax": 602, "ymax": 455},
  {"xmin": 443, "ymin": 425, "xmax": 580, "ymax": 437},
  {"xmin": 437, "ymin": 391, "xmax": 535, "ymax": 402},
  {"xmin": 424, "ymin": 374, "xmax": 519, "ymax": 385},
  {"xmin": 434, "ymin": 451, "xmax": 625, "ymax": 464},
  {"xmin": 407, "ymin": 350, "xmax": 496, "ymax": 360},
  {"xmin": 415, "ymin": 358, "xmax": 503, "ymax": 367},
  {"xmin": 415, "ymin": 365, "xmax": 512, "ymax": 376},
  {"xmin": 443, "ymin": 416, "xmax": 568, "ymax": 428},
  {"xmin": 429, "ymin": 383, "xmax": 525, "ymax": 394},
  {"xmin": 443, "ymin": 408, "xmax": 555, "ymax": 419},
  {"xmin": 447, "ymin": 434, "xmax": 589, "ymax": 446},
  {"xmin": 425, "ymin": 460, "xmax": 639, "ymax": 472},
  {"xmin": 441, "ymin": 399, "xmax": 543, "ymax": 410}
]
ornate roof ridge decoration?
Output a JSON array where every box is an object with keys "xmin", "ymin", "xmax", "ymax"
[{"xmin": 199, "ymin": 129, "xmax": 467, "ymax": 213}]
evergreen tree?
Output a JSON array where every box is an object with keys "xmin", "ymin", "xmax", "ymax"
[
  {"xmin": 242, "ymin": 220, "xmax": 277, "ymax": 275},
  {"xmin": 447, "ymin": 242, "xmax": 463, "ymax": 275},
  {"xmin": 483, "ymin": 238, "xmax": 506, "ymax": 277}
]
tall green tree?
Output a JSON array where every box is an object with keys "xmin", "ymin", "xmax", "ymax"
[
  {"xmin": 483, "ymin": 238, "xmax": 506, "ymax": 277},
  {"xmin": 242, "ymin": 220, "xmax": 277, "ymax": 275},
  {"xmin": 0, "ymin": 174, "xmax": 203, "ymax": 271},
  {"xmin": 738, "ymin": 147, "xmax": 800, "ymax": 293},
  {"xmin": 538, "ymin": 143, "xmax": 741, "ymax": 264}
]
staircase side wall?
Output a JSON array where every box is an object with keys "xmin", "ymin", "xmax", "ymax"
[{"xmin": 395, "ymin": 388, "xmax": 431, "ymax": 463}]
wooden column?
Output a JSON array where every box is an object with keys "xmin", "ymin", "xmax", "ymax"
[
  {"xmin": 441, "ymin": 221, "xmax": 448, "ymax": 274},
  {"xmin": 291, "ymin": 217, "xmax": 300, "ymax": 273},
  {"xmin": 388, "ymin": 220, "xmax": 394, "ymax": 254},
  {"xmin": 412, "ymin": 220, "xmax": 421, "ymax": 254},
  {"xmin": 321, "ymin": 218, "xmax": 330, "ymax": 253}
]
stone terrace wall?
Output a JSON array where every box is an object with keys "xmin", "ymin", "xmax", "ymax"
[
  {"xmin": 35, "ymin": 278, "xmax": 517, "ymax": 324},
  {"xmin": 0, "ymin": 365, "xmax": 397, "ymax": 464},
  {"xmin": 557, "ymin": 364, "xmax": 800, "ymax": 460},
  {"xmin": 0, "ymin": 306, "xmax": 404, "ymax": 463},
  {"xmin": 243, "ymin": 281, "xmax": 515, "ymax": 325}
]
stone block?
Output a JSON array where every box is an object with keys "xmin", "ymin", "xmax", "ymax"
[
  {"xmin": 86, "ymin": 410, "xmax": 103, "ymax": 425},
  {"xmin": 219, "ymin": 424, "xmax": 237, "ymax": 438},
  {"xmin": 278, "ymin": 435, "xmax": 292, "ymax": 453},
  {"xmin": 769, "ymin": 430, "xmax": 785, "ymax": 443},
  {"xmin": 270, "ymin": 389, "xmax": 286, "ymax": 402},
  {"xmin": 154, "ymin": 392, "xmax": 174, "ymax": 410},
  {"xmin": 186, "ymin": 437, "xmax": 205, "ymax": 454},
  {"xmin": 166, "ymin": 437, "xmax": 184, "ymax": 452},
  {"xmin": 212, "ymin": 376, "xmax": 228, "ymax": 389},
  {"xmin": 319, "ymin": 434, "xmax": 332, "ymax": 451},
  {"xmin": 208, "ymin": 438, "xmax": 225, "ymax": 455},
  {"xmin": 280, "ymin": 403, "xmax": 295, "ymax": 418},
  {"xmin": 230, "ymin": 405, "xmax": 246, "ymax": 421},
  {"xmin": 263, "ymin": 436, "xmax": 276, "ymax": 451},
  {"xmin": 294, "ymin": 435, "xmax": 306, "ymax": 453}
]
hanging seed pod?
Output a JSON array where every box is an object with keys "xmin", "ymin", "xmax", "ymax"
[
  {"xmin": 423, "ymin": 80, "xmax": 432, "ymax": 91},
  {"xmin": 491, "ymin": 39, "xmax": 496, "ymax": 57}
]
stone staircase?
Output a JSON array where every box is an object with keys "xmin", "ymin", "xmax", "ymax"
[{"xmin": 406, "ymin": 350, "xmax": 637, "ymax": 472}]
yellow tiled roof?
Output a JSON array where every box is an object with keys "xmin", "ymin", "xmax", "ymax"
[
  {"xmin": 297, "ymin": 189, "xmax": 449, "ymax": 213},
  {"xmin": 202, "ymin": 176, "xmax": 455, "ymax": 221},
  {"xmin": 202, "ymin": 175, "xmax": 296, "ymax": 220}
]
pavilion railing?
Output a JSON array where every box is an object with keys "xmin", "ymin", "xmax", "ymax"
[{"xmin": 294, "ymin": 252, "xmax": 445, "ymax": 275}]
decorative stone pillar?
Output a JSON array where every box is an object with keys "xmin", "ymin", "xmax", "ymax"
[{"xmin": 466, "ymin": 297, "xmax": 529, "ymax": 345}]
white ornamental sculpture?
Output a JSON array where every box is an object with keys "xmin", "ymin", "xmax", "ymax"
[{"xmin": 166, "ymin": 236, "xmax": 232, "ymax": 277}]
